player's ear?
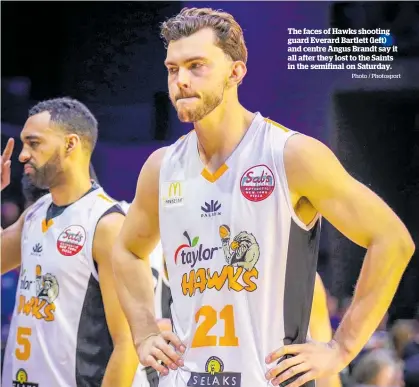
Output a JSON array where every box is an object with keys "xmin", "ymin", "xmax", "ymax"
[
  {"xmin": 228, "ymin": 60, "xmax": 247, "ymax": 87},
  {"xmin": 65, "ymin": 134, "xmax": 81, "ymax": 155}
]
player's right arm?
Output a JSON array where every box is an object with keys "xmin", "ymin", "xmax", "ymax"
[
  {"xmin": 1, "ymin": 137, "xmax": 23, "ymax": 274},
  {"xmin": 112, "ymin": 147, "xmax": 185, "ymax": 375},
  {"xmin": 1, "ymin": 211, "xmax": 26, "ymax": 274}
]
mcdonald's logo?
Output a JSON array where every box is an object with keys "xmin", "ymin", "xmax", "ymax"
[
  {"xmin": 162, "ymin": 181, "xmax": 184, "ymax": 207},
  {"xmin": 168, "ymin": 182, "xmax": 181, "ymax": 197}
]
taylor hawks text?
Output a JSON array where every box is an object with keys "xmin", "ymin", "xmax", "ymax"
[{"xmin": 352, "ymin": 73, "xmax": 402, "ymax": 79}]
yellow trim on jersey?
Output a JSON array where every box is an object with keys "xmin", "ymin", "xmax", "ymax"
[
  {"xmin": 179, "ymin": 129, "xmax": 195, "ymax": 141},
  {"xmin": 201, "ymin": 164, "xmax": 229, "ymax": 183},
  {"xmin": 42, "ymin": 218, "xmax": 54, "ymax": 233},
  {"xmin": 97, "ymin": 193, "xmax": 114, "ymax": 203},
  {"xmin": 264, "ymin": 118, "xmax": 289, "ymax": 132}
]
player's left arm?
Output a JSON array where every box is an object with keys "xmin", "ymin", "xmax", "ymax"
[
  {"xmin": 266, "ymin": 134, "xmax": 415, "ymax": 386},
  {"xmin": 93, "ymin": 211, "xmax": 139, "ymax": 387}
]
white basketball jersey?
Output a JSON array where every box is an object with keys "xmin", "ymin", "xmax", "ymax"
[
  {"xmin": 2, "ymin": 186, "xmax": 121, "ymax": 387},
  {"xmin": 159, "ymin": 113, "xmax": 321, "ymax": 387}
]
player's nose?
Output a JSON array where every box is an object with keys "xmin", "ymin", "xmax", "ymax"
[
  {"xmin": 19, "ymin": 146, "xmax": 31, "ymax": 163},
  {"xmin": 177, "ymin": 68, "xmax": 191, "ymax": 89}
]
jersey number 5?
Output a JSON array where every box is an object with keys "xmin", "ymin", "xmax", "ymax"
[
  {"xmin": 15, "ymin": 327, "xmax": 32, "ymax": 361},
  {"xmin": 191, "ymin": 305, "xmax": 239, "ymax": 348}
]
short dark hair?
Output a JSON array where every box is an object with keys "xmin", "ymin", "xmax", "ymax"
[
  {"xmin": 160, "ymin": 7, "xmax": 248, "ymax": 64},
  {"xmin": 28, "ymin": 97, "xmax": 98, "ymax": 152}
]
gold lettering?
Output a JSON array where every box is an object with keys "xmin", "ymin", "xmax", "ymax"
[
  {"xmin": 17, "ymin": 295, "xmax": 26, "ymax": 314},
  {"xmin": 24, "ymin": 297, "xmax": 35, "ymax": 315},
  {"xmin": 181, "ymin": 266, "xmax": 259, "ymax": 296},
  {"xmin": 44, "ymin": 303, "xmax": 56, "ymax": 321},
  {"xmin": 227, "ymin": 266, "xmax": 244, "ymax": 292},
  {"xmin": 17, "ymin": 295, "xmax": 56, "ymax": 321},
  {"xmin": 207, "ymin": 267, "xmax": 229, "ymax": 291},
  {"xmin": 195, "ymin": 268, "xmax": 207, "ymax": 294},
  {"xmin": 182, "ymin": 270, "xmax": 196, "ymax": 297},
  {"xmin": 242, "ymin": 268, "xmax": 259, "ymax": 292},
  {"xmin": 32, "ymin": 298, "xmax": 46, "ymax": 319}
]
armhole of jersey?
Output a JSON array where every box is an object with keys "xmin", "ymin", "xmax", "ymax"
[
  {"xmin": 162, "ymin": 254, "xmax": 170, "ymax": 287},
  {"xmin": 86, "ymin": 203, "xmax": 125, "ymax": 282},
  {"xmin": 274, "ymin": 131, "xmax": 321, "ymax": 231}
]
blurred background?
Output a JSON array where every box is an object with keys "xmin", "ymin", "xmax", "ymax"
[{"xmin": 1, "ymin": 2, "xmax": 419, "ymax": 386}]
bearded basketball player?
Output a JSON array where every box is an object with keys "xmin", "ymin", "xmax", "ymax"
[
  {"xmin": 4, "ymin": 158, "xmax": 170, "ymax": 387},
  {"xmin": 112, "ymin": 7, "xmax": 414, "ymax": 387},
  {"xmin": 0, "ymin": 98, "xmax": 139, "ymax": 386}
]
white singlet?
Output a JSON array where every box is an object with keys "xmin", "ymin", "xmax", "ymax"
[
  {"xmin": 159, "ymin": 113, "xmax": 321, "ymax": 387},
  {"xmin": 2, "ymin": 185, "xmax": 122, "ymax": 387}
]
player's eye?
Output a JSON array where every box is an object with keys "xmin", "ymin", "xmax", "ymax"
[
  {"xmin": 167, "ymin": 67, "xmax": 178, "ymax": 74},
  {"xmin": 190, "ymin": 62, "xmax": 203, "ymax": 70},
  {"xmin": 29, "ymin": 141, "xmax": 39, "ymax": 148}
]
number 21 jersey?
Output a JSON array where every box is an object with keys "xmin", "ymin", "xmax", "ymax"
[{"xmin": 159, "ymin": 113, "xmax": 321, "ymax": 387}]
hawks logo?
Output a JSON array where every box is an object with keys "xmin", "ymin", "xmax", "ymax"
[
  {"xmin": 219, "ymin": 225, "xmax": 260, "ymax": 271},
  {"xmin": 17, "ymin": 265, "xmax": 59, "ymax": 322},
  {"xmin": 181, "ymin": 225, "xmax": 260, "ymax": 297}
]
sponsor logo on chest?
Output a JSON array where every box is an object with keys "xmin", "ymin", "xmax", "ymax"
[
  {"xmin": 56, "ymin": 225, "xmax": 86, "ymax": 256},
  {"xmin": 201, "ymin": 200, "xmax": 222, "ymax": 218},
  {"xmin": 240, "ymin": 164, "xmax": 275, "ymax": 202},
  {"xmin": 161, "ymin": 181, "xmax": 184, "ymax": 208}
]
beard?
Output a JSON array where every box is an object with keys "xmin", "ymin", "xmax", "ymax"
[
  {"xmin": 171, "ymin": 80, "xmax": 227, "ymax": 123},
  {"xmin": 25, "ymin": 150, "xmax": 64, "ymax": 190}
]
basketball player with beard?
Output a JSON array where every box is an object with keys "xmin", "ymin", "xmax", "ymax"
[
  {"xmin": 16, "ymin": 163, "xmax": 171, "ymax": 387},
  {"xmin": 0, "ymin": 98, "xmax": 139, "ymax": 387},
  {"xmin": 112, "ymin": 7, "xmax": 414, "ymax": 387}
]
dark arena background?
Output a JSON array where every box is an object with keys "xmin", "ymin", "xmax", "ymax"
[{"xmin": 1, "ymin": 1, "xmax": 419, "ymax": 385}]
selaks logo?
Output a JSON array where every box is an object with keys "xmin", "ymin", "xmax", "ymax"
[
  {"xmin": 31, "ymin": 243, "xmax": 42, "ymax": 256},
  {"xmin": 201, "ymin": 200, "xmax": 221, "ymax": 218},
  {"xmin": 187, "ymin": 356, "xmax": 241, "ymax": 387},
  {"xmin": 13, "ymin": 368, "xmax": 38, "ymax": 387}
]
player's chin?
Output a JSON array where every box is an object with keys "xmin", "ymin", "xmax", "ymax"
[{"xmin": 177, "ymin": 110, "xmax": 196, "ymax": 123}]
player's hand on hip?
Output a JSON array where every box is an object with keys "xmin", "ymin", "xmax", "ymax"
[
  {"xmin": 138, "ymin": 331, "xmax": 186, "ymax": 376},
  {"xmin": 265, "ymin": 339, "xmax": 346, "ymax": 387},
  {"xmin": 1, "ymin": 138, "xmax": 14, "ymax": 191}
]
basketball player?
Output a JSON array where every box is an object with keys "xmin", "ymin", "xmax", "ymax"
[
  {"xmin": 17, "ymin": 171, "xmax": 171, "ymax": 387},
  {"xmin": 112, "ymin": 7, "xmax": 415, "ymax": 387},
  {"xmin": 0, "ymin": 98, "xmax": 139, "ymax": 386}
]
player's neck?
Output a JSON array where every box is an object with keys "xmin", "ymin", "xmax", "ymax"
[
  {"xmin": 194, "ymin": 100, "xmax": 255, "ymax": 172},
  {"xmin": 49, "ymin": 171, "xmax": 93, "ymax": 207}
]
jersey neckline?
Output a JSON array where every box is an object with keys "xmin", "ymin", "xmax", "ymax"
[{"xmin": 193, "ymin": 112, "xmax": 264, "ymax": 183}]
